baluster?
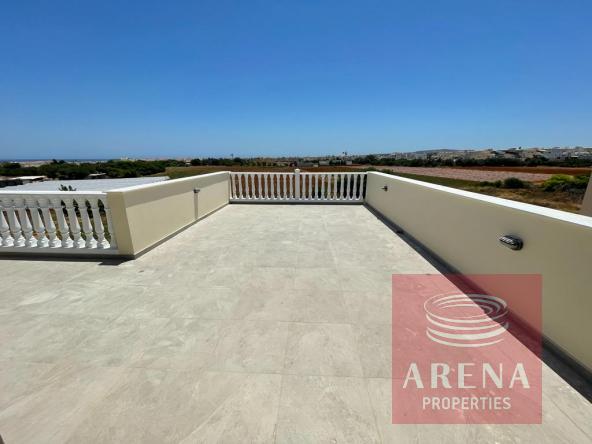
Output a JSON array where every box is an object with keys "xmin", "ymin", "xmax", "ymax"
[
  {"xmin": 345, "ymin": 174, "xmax": 352, "ymax": 200},
  {"xmin": 326, "ymin": 174, "xmax": 332, "ymax": 200},
  {"xmin": 38, "ymin": 197, "xmax": 61, "ymax": 247},
  {"xmin": 270, "ymin": 174, "xmax": 276, "ymax": 199},
  {"xmin": 49, "ymin": 197, "xmax": 73, "ymax": 247},
  {"xmin": 237, "ymin": 174, "xmax": 244, "ymax": 199},
  {"xmin": 88, "ymin": 196, "xmax": 109, "ymax": 249},
  {"xmin": 0, "ymin": 207, "xmax": 14, "ymax": 246},
  {"xmin": 333, "ymin": 174, "xmax": 338, "ymax": 200},
  {"xmin": 348, "ymin": 174, "xmax": 353, "ymax": 200},
  {"xmin": 339, "ymin": 174, "xmax": 345, "ymax": 200},
  {"xmin": 1, "ymin": 197, "xmax": 25, "ymax": 246},
  {"xmin": 313, "ymin": 175, "xmax": 318, "ymax": 200},
  {"xmin": 14, "ymin": 196, "xmax": 36, "ymax": 247},
  {"xmin": 25, "ymin": 197, "xmax": 48, "ymax": 247},
  {"xmin": 294, "ymin": 169, "xmax": 301, "ymax": 200},
  {"xmin": 62, "ymin": 197, "xmax": 84, "ymax": 248},
  {"xmin": 231, "ymin": 174, "xmax": 237, "ymax": 199},
  {"xmin": 278, "ymin": 175, "xmax": 282, "ymax": 199},
  {"xmin": 259, "ymin": 174, "xmax": 265, "ymax": 199},
  {"xmin": 282, "ymin": 174, "xmax": 290, "ymax": 200},
  {"xmin": 348, "ymin": 174, "xmax": 352, "ymax": 199},
  {"xmin": 76, "ymin": 197, "xmax": 97, "ymax": 248},
  {"xmin": 320, "ymin": 175, "xmax": 325, "ymax": 200},
  {"xmin": 249, "ymin": 174, "xmax": 255, "ymax": 199},
  {"xmin": 301, "ymin": 175, "xmax": 306, "ymax": 200},
  {"xmin": 103, "ymin": 198, "xmax": 117, "ymax": 249},
  {"xmin": 359, "ymin": 174, "xmax": 365, "ymax": 200}
]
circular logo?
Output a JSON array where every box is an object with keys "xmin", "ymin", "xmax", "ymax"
[{"xmin": 424, "ymin": 293, "xmax": 509, "ymax": 347}]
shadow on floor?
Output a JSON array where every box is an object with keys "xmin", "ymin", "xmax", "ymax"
[{"xmin": 365, "ymin": 204, "xmax": 592, "ymax": 403}]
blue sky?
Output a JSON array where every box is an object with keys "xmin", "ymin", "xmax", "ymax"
[{"xmin": 1, "ymin": 1, "xmax": 591, "ymax": 159}]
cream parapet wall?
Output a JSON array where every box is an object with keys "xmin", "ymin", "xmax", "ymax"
[
  {"xmin": 365, "ymin": 171, "xmax": 592, "ymax": 373},
  {"xmin": 106, "ymin": 171, "xmax": 230, "ymax": 257}
]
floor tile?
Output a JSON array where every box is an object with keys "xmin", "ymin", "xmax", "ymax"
[
  {"xmin": 284, "ymin": 323, "xmax": 364, "ymax": 377},
  {"xmin": 212, "ymin": 320, "xmax": 289, "ymax": 373},
  {"xmin": 133, "ymin": 318, "xmax": 222, "ymax": 371},
  {"xmin": 276, "ymin": 375, "xmax": 380, "ymax": 443},
  {"xmin": 355, "ymin": 323, "xmax": 392, "ymax": 378}
]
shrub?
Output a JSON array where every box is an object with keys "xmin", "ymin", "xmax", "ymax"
[
  {"xmin": 542, "ymin": 174, "xmax": 590, "ymax": 192},
  {"xmin": 478, "ymin": 180, "xmax": 502, "ymax": 188},
  {"xmin": 502, "ymin": 177, "xmax": 527, "ymax": 189}
]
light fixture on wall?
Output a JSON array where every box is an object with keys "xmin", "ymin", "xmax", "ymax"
[{"xmin": 499, "ymin": 235, "xmax": 523, "ymax": 250}]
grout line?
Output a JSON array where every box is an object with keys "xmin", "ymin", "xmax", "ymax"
[
  {"xmin": 350, "ymin": 315, "xmax": 385, "ymax": 443},
  {"xmin": 272, "ymin": 321, "xmax": 292, "ymax": 444}
]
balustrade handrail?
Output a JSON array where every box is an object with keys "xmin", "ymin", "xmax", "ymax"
[
  {"xmin": 0, "ymin": 191, "xmax": 117, "ymax": 252},
  {"xmin": 0, "ymin": 190, "xmax": 107, "ymax": 195}
]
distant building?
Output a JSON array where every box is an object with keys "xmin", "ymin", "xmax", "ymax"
[
  {"xmin": 0, "ymin": 177, "xmax": 23, "ymax": 188},
  {"xmin": 541, "ymin": 149, "xmax": 568, "ymax": 160},
  {"xmin": 15, "ymin": 175, "xmax": 47, "ymax": 184},
  {"xmin": 2, "ymin": 176, "xmax": 170, "ymax": 192}
]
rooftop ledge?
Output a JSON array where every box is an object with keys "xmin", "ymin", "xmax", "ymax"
[{"xmin": 1, "ymin": 170, "xmax": 592, "ymax": 440}]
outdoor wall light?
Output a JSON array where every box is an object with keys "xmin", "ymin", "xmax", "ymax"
[
  {"xmin": 499, "ymin": 235, "xmax": 523, "ymax": 251},
  {"xmin": 382, "ymin": 185, "xmax": 388, "ymax": 191}
]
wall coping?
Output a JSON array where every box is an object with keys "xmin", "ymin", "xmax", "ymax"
[
  {"xmin": 369, "ymin": 171, "xmax": 592, "ymax": 229},
  {"xmin": 109, "ymin": 171, "xmax": 230, "ymax": 192}
]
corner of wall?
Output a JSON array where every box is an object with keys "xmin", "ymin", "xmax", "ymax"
[
  {"xmin": 581, "ymin": 177, "xmax": 592, "ymax": 216},
  {"xmin": 106, "ymin": 191, "xmax": 135, "ymax": 256}
]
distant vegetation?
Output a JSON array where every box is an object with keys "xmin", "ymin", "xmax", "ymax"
[
  {"xmin": 351, "ymin": 154, "xmax": 592, "ymax": 168},
  {"xmin": 0, "ymin": 158, "xmax": 268, "ymax": 180},
  {"xmin": 478, "ymin": 177, "xmax": 528, "ymax": 189},
  {"xmin": 0, "ymin": 159, "xmax": 181, "ymax": 179},
  {"xmin": 541, "ymin": 174, "xmax": 590, "ymax": 192},
  {"xmin": 375, "ymin": 168, "xmax": 590, "ymax": 213}
]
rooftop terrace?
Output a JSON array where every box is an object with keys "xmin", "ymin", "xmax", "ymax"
[
  {"xmin": 2, "ymin": 170, "xmax": 592, "ymax": 442},
  {"xmin": 1, "ymin": 204, "xmax": 592, "ymax": 443}
]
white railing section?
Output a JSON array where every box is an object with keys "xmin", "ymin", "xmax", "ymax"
[
  {"xmin": 230, "ymin": 169, "xmax": 366, "ymax": 203},
  {"xmin": 0, "ymin": 191, "xmax": 117, "ymax": 253}
]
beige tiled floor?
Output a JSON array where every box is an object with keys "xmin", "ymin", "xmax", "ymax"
[{"xmin": 1, "ymin": 204, "xmax": 591, "ymax": 443}]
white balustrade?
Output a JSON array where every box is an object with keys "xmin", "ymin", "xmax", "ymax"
[
  {"xmin": 0, "ymin": 191, "xmax": 117, "ymax": 254},
  {"xmin": 230, "ymin": 169, "xmax": 366, "ymax": 203}
]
